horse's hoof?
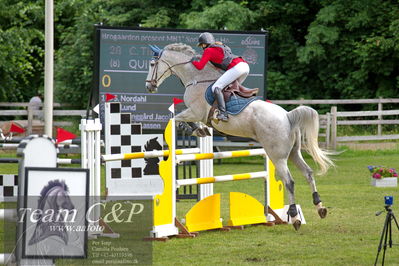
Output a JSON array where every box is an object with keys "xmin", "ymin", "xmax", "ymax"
[
  {"xmin": 316, "ymin": 203, "xmax": 327, "ymax": 218},
  {"xmin": 318, "ymin": 207, "xmax": 327, "ymax": 218},
  {"xmin": 193, "ymin": 128, "xmax": 207, "ymax": 137},
  {"xmin": 292, "ymin": 219, "xmax": 301, "ymax": 231},
  {"xmin": 178, "ymin": 122, "xmax": 193, "ymax": 135},
  {"xmin": 203, "ymin": 127, "xmax": 212, "ymax": 136}
]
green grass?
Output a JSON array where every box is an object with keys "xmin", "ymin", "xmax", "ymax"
[
  {"xmin": 153, "ymin": 149, "xmax": 399, "ymax": 266},
  {"xmin": 2, "ymin": 149, "xmax": 399, "ymax": 265}
]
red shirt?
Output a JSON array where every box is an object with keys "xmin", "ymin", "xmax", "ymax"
[{"xmin": 192, "ymin": 47, "xmax": 246, "ymax": 70}]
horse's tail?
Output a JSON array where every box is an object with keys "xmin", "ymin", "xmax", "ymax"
[{"xmin": 287, "ymin": 106, "xmax": 334, "ymax": 175}]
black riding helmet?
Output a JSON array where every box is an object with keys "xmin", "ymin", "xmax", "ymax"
[{"xmin": 197, "ymin": 32, "xmax": 215, "ymax": 47}]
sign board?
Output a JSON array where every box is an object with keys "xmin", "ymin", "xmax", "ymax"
[
  {"xmin": 94, "ymin": 26, "xmax": 268, "ymax": 130},
  {"xmin": 104, "ymin": 102, "xmax": 164, "ymax": 197}
]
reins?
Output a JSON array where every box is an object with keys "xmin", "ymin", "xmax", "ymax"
[
  {"xmin": 185, "ymin": 79, "xmax": 217, "ymax": 88},
  {"xmin": 146, "ymin": 54, "xmax": 217, "ymax": 88}
]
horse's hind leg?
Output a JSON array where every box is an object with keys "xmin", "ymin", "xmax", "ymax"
[
  {"xmin": 289, "ymin": 135, "xmax": 327, "ymax": 219},
  {"xmin": 273, "ymin": 158, "xmax": 302, "ymax": 230}
]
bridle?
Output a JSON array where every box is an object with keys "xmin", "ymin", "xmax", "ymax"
[
  {"xmin": 146, "ymin": 53, "xmax": 191, "ymax": 88},
  {"xmin": 146, "ymin": 52, "xmax": 217, "ymax": 88}
]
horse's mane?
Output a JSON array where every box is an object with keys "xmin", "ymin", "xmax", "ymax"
[
  {"xmin": 39, "ymin": 179, "xmax": 69, "ymax": 203},
  {"xmin": 164, "ymin": 43, "xmax": 196, "ymax": 56}
]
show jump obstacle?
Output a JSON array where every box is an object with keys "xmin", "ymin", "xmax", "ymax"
[
  {"xmin": 99, "ymin": 102, "xmax": 302, "ymax": 239},
  {"xmin": 102, "ymin": 102, "xmax": 214, "ymax": 201},
  {"xmin": 150, "ymin": 118, "xmax": 287, "ymax": 239},
  {"xmin": 0, "ymin": 117, "xmax": 105, "ymax": 265},
  {"xmin": 0, "ymin": 101, "xmax": 303, "ymax": 263}
]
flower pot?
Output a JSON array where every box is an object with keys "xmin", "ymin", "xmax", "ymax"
[{"xmin": 371, "ymin": 177, "xmax": 397, "ymax": 187}]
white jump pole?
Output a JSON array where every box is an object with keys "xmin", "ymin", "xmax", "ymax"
[
  {"xmin": 101, "ymin": 148, "xmax": 200, "ymax": 162},
  {"xmin": 80, "ymin": 119, "xmax": 102, "ymax": 235},
  {"xmin": 198, "ymin": 128, "xmax": 213, "ymax": 200},
  {"xmin": 0, "ymin": 209, "xmax": 17, "ymax": 221},
  {"xmin": 176, "ymin": 148, "xmax": 266, "ymax": 162},
  {"xmin": 94, "ymin": 119, "xmax": 101, "ymax": 203},
  {"xmin": 43, "ymin": 0, "xmax": 54, "ymax": 137},
  {"xmin": 80, "ymin": 119, "xmax": 88, "ymax": 169},
  {"xmin": 0, "ymin": 253, "xmax": 14, "ymax": 264},
  {"xmin": 176, "ymin": 171, "xmax": 267, "ymax": 187}
]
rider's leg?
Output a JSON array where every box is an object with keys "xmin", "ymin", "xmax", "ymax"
[
  {"xmin": 235, "ymin": 62, "xmax": 250, "ymax": 84},
  {"xmin": 213, "ymin": 87, "xmax": 229, "ymax": 122},
  {"xmin": 212, "ymin": 62, "xmax": 249, "ymax": 121},
  {"xmin": 213, "ymin": 62, "xmax": 250, "ymax": 89}
]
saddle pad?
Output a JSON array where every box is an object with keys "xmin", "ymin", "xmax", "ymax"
[{"xmin": 205, "ymin": 84, "xmax": 262, "ymax": 115}]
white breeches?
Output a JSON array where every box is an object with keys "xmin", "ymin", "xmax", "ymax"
[{"xmin": 211, "ymin": 62, "xmax": 250, "ymax": 92}]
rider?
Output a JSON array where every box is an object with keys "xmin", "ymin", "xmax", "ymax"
[{"xmin": 191, "ymin": 32, "xmax": 250, "ymax": 122}]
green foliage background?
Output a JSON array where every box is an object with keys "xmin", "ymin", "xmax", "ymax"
[{"xmin": 0, "ymin": 0, "xmax": 398, "ymax": 107}]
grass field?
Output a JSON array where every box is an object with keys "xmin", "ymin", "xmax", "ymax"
[{"xmin": 1, "ymin": 147, "xmax": 399, "ymax": 265}]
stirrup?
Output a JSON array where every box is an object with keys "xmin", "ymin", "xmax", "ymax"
[{"xmin": 217, "ymin": 111, "xmax": 229, "ymax": 122}]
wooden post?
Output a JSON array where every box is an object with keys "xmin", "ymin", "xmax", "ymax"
[
  {"xmin": 27, "ymin": 103, "xmax": 33, "ymax": 135},
  {"xmin": 378, "ymin": 97, "xmax": 382, "ymax": 136},
  {"xmin": 326, "ymin": 112, "xmax": 331, "ymax": 149},
  {"xmin": 331, "ymin": 106, "xmax": 337, "ymax": 150}
]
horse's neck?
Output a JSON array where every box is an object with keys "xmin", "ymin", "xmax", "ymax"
[
  {"xmin": 42, "ymin": 187, "xmax": 62, "ymax": 209},
  {"xmin": 181, "ymin": 64, "xmax": 220, "ymax": 107},
  {"xmin": 165, "ymin": 51, "xmax": 220, "ymax": 109},
  {"xmin": 179, "ymin": 63, "xmax": 220, "ymax": 85}
]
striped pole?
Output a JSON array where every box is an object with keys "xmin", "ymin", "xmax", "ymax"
[
  {"xmin": 176, "ymin": 148, "xmax": 266, "ymax": 162},
  {"xmin": 57, "ymin": 158, "xmax": 82, "ymax": 165},
  {"xmin": 102, "ymin": 148, "xmax": 200, "ymax": 162},
  {"xmin": 176, "ymin": 171, "xmax": 267, "ymax": 187},
  {"xmin": 0, "ymin": 143, "xmax": 80, "ymax": 149},
  {"xmin": 0, "ymin": 158, "xmax": 19, "ymax": 163},
  {"xmin": 0, "ymin": 158, "xmax": 81, "ymax": 164},
  {"xmin": 0, "ymin": 143, "xmax": 19, "ymax": 149}
]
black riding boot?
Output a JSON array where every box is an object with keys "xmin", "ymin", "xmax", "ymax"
[{"xmin": 213, "ymin": 87, "xmax": 229, "ymax": 122}]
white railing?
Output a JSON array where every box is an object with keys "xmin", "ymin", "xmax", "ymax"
[{"xmin": 328, "ymin": 108, "xmax": 399, "ymax": 149}]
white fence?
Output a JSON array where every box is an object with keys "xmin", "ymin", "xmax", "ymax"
[
  {"xmin": 2, "ymin": 98, "xmax": 399, "ymax": 150},
  {"xmin": 0, "ymin": 102, "xmax": 86, "ymax": 135},
  {"xmin": 274, "ymin": 98, "xmax": 399, "ymax": 149}
]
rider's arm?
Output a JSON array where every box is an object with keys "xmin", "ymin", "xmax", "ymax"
[{"xmin": 191, "ymin": 48, "xmax": 219, "ymax": 70}]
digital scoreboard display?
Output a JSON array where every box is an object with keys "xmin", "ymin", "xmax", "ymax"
[{"xmin": 94, "ymin": 26, "xmax": 267, "ymax": 130}]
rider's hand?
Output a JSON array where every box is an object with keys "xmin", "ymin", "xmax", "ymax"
[{"xmin": 190, "ymin": 55, "xmax": 200, "ymax": 62}]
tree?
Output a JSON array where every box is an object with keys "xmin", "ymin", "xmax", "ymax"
[
  {"xmin": 1, "ymin": 0, "xmax": 398, "ymax": 108},
  {"xmin": 297, "ymin": 0, "xmax": 399, "ymax": 99},
  {"xmin": 0, "ymin": 1, "xmax": 44, "ymax": 102},
  {"xmin": 180, "ymin": 1, "xmax": 258, "ymax": 30}
]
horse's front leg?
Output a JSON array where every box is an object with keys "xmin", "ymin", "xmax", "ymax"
[{"xmin": 175, "ymin": 109, "xmax": 211, "ymax": 137}]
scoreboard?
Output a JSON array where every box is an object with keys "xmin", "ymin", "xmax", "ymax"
[{"xmin": 94, "ymin": 26, "xmax": 268, "ymax": 130}]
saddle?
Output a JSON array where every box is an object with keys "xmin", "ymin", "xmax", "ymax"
[
  {"xmin": 206, "ymin": 81, "xmax": 260, "ymax": 126},
  {"xmin": 222, "ymin": 80, "xmax": 259, "ymax": 101}
]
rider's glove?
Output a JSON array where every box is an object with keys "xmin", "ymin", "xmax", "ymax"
[{"xmin": 190, "ymin": 55, "xmax": 200, "ymax": 62}]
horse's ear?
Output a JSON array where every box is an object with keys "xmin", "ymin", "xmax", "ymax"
[{"xmin": 149, "ymin": 44, "xmax": 161, "ymax": 57}]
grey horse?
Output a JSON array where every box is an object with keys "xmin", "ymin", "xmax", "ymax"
[{"xmin": 145, "ymin": 43, "xmax": 334, "ymax": 230}]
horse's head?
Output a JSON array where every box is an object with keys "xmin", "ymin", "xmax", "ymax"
[
  {"xmin": 145, "ymin": 45, "xmax": 162, "ymax": 93},
  {"xmin": 145, "ymin": 43, "xmax": 196, "ymax": 93},
  {"xmin": 38, "ymin": 180, "xmax": 74, "ymax": 215}
]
